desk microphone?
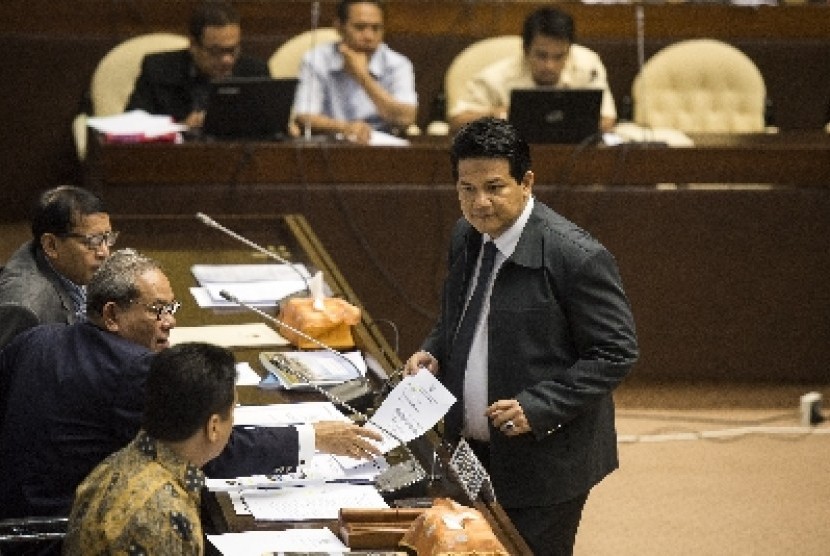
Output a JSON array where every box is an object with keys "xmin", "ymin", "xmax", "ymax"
[
  {"xmin": 219, "ymin": 289, "xmax": 426, "ymax": 493},
  {"xmin": 195, "ymin": 212, "xmax": 310, "ymax": 294}
]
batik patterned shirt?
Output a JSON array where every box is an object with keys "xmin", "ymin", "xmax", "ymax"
[{"xmin": 63, "ymin": 431, "xmax": 205, "ymax": 555}]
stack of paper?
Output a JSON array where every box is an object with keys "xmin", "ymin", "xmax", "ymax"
[
  {"xmin": 189, "ymin": 263, "xmax": 313, "ymax": 308},
  {"xmin": 87, "ymin": 110, "xmax": 186, "ymax": 143}
]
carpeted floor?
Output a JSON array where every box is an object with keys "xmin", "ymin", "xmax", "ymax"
[{"xmin": 574, "ymin": 383, "xmax": 830, "ymax": 555}]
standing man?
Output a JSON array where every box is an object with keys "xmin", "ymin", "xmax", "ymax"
[
  {"xmin": 292, "ymin": 0, "xmax": 418, "ymax": 143},
  {"xmin": 404, "ymin": 118, "xmax": 638, "ymax": 555},
  {"xmin": 0, "ymin": 185, "xmax": 115, "ymax": 349},
  {"xmin": 64, "ymin": 343, "xmax": 239, "ymax": 554},
  {"xmin": 0, "ymin": 249, "xmax": 381, "ymax": 519},
  {"xmin": 126, "ymin": 0, "xmax": 269, "ymax": 128},
  {"xmin": 449, "ymin": 7, "xmax": 617, "ymax": 133}
]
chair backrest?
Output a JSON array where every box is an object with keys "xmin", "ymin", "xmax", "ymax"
[
  {"xmin": 444, "ymin": 35, "xmax": 523, "ymax": 116},
  {"xmin": 268, "ymin": 28, "xmax": 340, "ymax": 78},
  {"xmin": 90, "ymin": 32, "xmax": 190, "ymax": 116},
  {"xmin": 632, "ymin": 39, "xmax": 767, "ymax": 133}
]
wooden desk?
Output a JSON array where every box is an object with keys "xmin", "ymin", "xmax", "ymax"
[
  {"xmin": 85, "ymin": 134, "xmax": 830, "ymax": 192},
  {"xmin": 118, "ymin": 213, "xmax": 530, "ymax": 554}
]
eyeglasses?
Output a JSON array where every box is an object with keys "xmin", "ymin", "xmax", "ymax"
[
  {"xmin": 60, "ymin": 231, "xmax": 119, "ymax": 251},
  {"xmin": 199, "ymin": 43, "xmax": 241, "ymax": 58},
  {"xmin": 131, "ymin": 300, "xmax": 181, "ymax": 321}
]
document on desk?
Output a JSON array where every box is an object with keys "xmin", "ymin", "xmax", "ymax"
[
  {"xmin": 189, "ymin": 263, "xmax": 317, "ymax": 308},
  {"xmin": 231, "ymin": 482, "xmax": 388, "ymax": 521},
  {"xmin": 207, "ymin": 527, "xmax": 348, "ymax": 556},
  {"xmin": 366, "ymin": 369, "xmax": 456, "ymax": 453},
  {"xmin": 169, "ymin": 322, "xmax": 288, "ymax": 348}
]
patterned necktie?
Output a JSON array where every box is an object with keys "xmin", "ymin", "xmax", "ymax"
[{"xmin": 450, "ymin": 241, "xmax": 498, "ymax": 369}]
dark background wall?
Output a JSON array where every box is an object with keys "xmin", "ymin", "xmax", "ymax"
[{"xmin": 1, "ymin": 1, "xmax": 829, "ymax": 221}]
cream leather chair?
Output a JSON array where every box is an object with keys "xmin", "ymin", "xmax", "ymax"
[
  {"xmin": 443, "ymin": 35, "xmax": 523, "ymax": 122},
  {"xmin": 631, "ymin": 39, "xmax": 768, "ymax": 134},
  {"xmin": 73, "ymin": 33, "xmax": 189, "ymax": 159},
  {"xmin": 268, "ymin": 28, "xmax": 340, "ymax": 78}
]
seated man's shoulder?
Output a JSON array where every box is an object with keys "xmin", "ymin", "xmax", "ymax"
[
  {"xmin": 233, "ymin": 54, "xmax": 270, "ymax": 77},
  {"xmin": 139, "ymin": 48, "xmax": 191, "ymax": 77}
]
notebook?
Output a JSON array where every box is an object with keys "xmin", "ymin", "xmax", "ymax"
[
  {"xmin": 508, "ymin": 88, "xmax": 603, "ymax": 144},
  {"xmin": 202, "ymin": 77, "xmax": 298, "ymax": 140}
]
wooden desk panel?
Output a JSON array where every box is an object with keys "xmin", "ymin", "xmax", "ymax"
[
  {"xmin": 83, "ymin": 140, "xmax": 830, "ymax": 387},
  {"xmin": 85, "ymin": 134, "xmax": 830, "ymax": 190}
]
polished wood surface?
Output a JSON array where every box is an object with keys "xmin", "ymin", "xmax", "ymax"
[{"xmin": 85, "ymin": 133, "xmax": 830, "ymax": 189}]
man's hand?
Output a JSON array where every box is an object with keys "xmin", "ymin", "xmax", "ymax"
[
  {"xmin": 486, "ymin": 399, "xmax": 529, "ymax": 436},
  {"xmin": 341, "ymin": 120, "xmax": 373, "ymax": 144},
  {"xmin": 338, "ymin": 43, "xmax": 370, "ymax": 80},
  {"xmin": 184, "ymin": 110, "xmax": 205, "ymax": 129},
  {"xmin": 403, "ymin": 350, "xmax": 439, "ymax": 377},
  {"xmin": 313, "ymin": 420, "xmax": 383, "ymax": 460}
]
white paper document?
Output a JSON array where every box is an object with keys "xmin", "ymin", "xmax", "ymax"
[
  {"xmin": 190, "ymin": 263, "xmax": 317, "ymax": 308},
  {"xmin": 169, "ymin": 322, "xmax": 288, "ymax": 348},
  {"xmin": 235, "ymin": 362, "xmax": 262, "ymax": 386},
  {"xmin": 367, "ymin": 369, "xmax": 456, "ymax": 453},
  {"xmin": 192, "ymin": 263, "xmax": 311, "ymax": 284},
  {"xmin": 207, "ymin": 528, "xmax": 348, "ymax": 556},
  {"xmin": 231, "ymin": 483, "xmax": 388, "ymax": 521}
]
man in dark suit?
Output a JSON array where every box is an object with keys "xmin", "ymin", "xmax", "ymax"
[
  {"xmin": 404, "ymin": 117, "xmax": 638, "ymax": 555},
  {"xmin": 0, "ymin": 249, "xmax": 381, "ymax": 519},
  {"xmin": 125, "ymin": 0, "xmax": 269, "ymax": 128},
  {"xmin": 0, "ymin": 185, "xmax": 115, "ymax": 349}
]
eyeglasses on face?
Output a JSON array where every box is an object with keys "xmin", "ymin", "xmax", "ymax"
[
  {"xmin": 199, "ymin": 43, "xmax": 241, "ymax": 58},
  {"xmin": 131, "ymin": 299, "xmax": 181, "ymax": 321},
  {"xmin": 60, "ymin": 231, "xmax": 119, "ymax": 251}
]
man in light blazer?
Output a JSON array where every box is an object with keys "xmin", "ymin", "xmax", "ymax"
[{"xmin": 405, "ymin": 117, "xmax": 638, "ymax": 556}]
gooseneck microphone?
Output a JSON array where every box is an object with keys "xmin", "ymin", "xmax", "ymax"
[
  {"xmin": 195, "ymin": 212, "xmax": 310, "ymax": 294},
  {"xmin": 219, "ymin": 289, "xmax": 367, "ymax": 417},
  {"xmin": 219, "ymin": 289, "xmax": 426, "ymax": 492}
]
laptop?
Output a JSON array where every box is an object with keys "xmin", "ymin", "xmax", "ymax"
[
  {"xmin": 202, "ymin": 77, "xmax": 298, "ymax": 140},
  {"xmin": 508, "ymin": 88, "xmax": 603, "ymax": 144}
]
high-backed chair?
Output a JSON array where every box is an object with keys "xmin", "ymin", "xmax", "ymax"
[
  {"xmin": 73, "ymin": 33, "xmax": 189, "ymax": 159},
  {"xmin": 631, "ymin": 39, "xmax": 768, "ymax": 134},
  {"xmin": 268, "ymin": 28, "xmax": 340, "ymax": 78},
  {"xmin": 443, "ymin": 35, "xmax": 523, "ymax": 121}
]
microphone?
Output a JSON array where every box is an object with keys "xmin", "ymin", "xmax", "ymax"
[
  {"xmin": 195, "ymin": 212, "xmax": 310, "ymax": 294},
  {"xmin": 219, "ymin": 289, "xmax": 426, "ymax": 493}
]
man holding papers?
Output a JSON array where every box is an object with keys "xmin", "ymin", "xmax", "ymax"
[{"xmin": 0, "ymin": 249, "xmax": 381, "ymax": 519}]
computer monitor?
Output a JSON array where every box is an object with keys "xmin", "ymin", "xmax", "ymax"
[
  {"xmin": 202, "ymin": 77, "xmax": 298, "ymax": 140},
  {"xmin": 508, "ymin": 88, "xmax": 603, "ymax": 144}
]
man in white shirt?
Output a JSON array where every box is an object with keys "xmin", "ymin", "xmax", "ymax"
[
  {"xmin": 292, "ymin": 0, "xmax": 418, "ymax": 143},
  {"xmin": 449, "ymin": 7, "xmax": 616, "ymax": 133}
]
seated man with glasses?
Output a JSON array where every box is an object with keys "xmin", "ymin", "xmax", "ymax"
[
  {"xmin": 0, "ymin": 249, "xmax": 382, "ymax": 519},
  {"xmin": 125, "ymin": 0, "xmax": 269, "ymax": 129},
  {"xmin": 0, "ymin": 185, "xmax": 117, "ymax": 349}
]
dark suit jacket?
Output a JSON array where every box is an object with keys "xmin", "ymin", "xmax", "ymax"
[
  {"xmin": 125, "ymin": 48, "xmax": 269, "ymax": 121},
  {"xmin": 0, "ymin": 242, "xmax": 76, "ymax": 349},
  {"xmin": 423, "ymin": 200, "xmax": 638, "ymax": 508},
  {"xmin": 0, "ymin": 322, "xmax": 299, "ymax": 519}
]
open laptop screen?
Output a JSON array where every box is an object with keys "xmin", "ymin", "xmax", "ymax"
[
  {"xmin": 202, "ymin": 77, "xmax": 298, "ymax": 140},
  {"xmin": 508, "ymin": 88, "xmax": 602, "ymax": 144}
]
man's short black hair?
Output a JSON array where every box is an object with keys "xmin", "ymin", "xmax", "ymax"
[
  {"xmin": 522, "ymin": 7, "xmax": 575, "ymax": 52},
  {"xmin": 144, "ymin": 342, "xmax": 237, "ymax": 442},
  {"xmin": 189, "ymin": 0, "xmax": 241, "ymax": 42},
  {"xmin": 450, "ymin": 117, "xmax": 532, "ymax": 184},
  {"xmin": 336, "ymin": 0, "xmax": 384, "ymax": 23},
  {"xmin": 31, "ymin": 185, "xmax": 106, "ymax": 242}
]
